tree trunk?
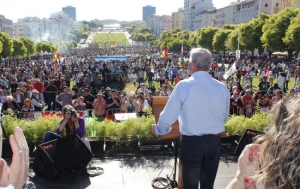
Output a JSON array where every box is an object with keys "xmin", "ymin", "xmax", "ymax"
[{"xmin": 288, "ymin": 48, "xmax": 293, "ymax": 61}]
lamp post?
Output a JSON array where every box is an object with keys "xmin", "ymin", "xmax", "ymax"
[{"xmin": 237, "ymin": 0, "xmax": 243, "ymax": 60}]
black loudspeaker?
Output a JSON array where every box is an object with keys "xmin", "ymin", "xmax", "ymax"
[
  {"xmin": 33, "ymin": 134, "xmax": 93, "ymax": 180},
  {"xmin": 235, "ymin": 129, "xmax": 264, "ymax": 157}
]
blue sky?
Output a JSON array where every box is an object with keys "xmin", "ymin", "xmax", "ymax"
[{"xmin": 0, "ymin": 0, "xmax": 234, "ymax": 22}]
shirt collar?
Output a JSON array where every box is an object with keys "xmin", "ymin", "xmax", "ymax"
[{"xmin": 192, "ymin": 71, "xmax": 210, "ymax": 77}]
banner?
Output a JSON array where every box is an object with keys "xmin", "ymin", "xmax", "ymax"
[
  {"xmin": 223, "ymin": 62, "xmax": 237, "ymax": 80},
  {"xmin": 165, "ymin": 49, "xmax": 168, "ymax": 58}
]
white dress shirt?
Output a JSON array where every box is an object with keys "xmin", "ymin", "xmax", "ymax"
[{"xmin": 156, "ymin": 71, "xmax": 230, "ymax": 136}]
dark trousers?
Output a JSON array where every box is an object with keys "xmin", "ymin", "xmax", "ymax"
[
  {"xmin": 47, "ymin": 96, "xmax": 56, "ymax": 111},
  {"xmin": 42, "ymin": 131, "xmax": 62, "ymax": 143},
  {"xmin": 180, "ymin": 135, "xmax": 221, "ymax": 189}
]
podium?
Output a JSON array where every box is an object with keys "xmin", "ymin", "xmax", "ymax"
[
  {"xmin": 152, "ymin": 96, "xmax": 181, "ymax": 140},
  {"xmin": 152, "ymin": 96, "xmax": 183, "ymax": 189}
]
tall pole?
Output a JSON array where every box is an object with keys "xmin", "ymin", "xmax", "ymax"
[{"xmin": 237, "ymin": 0, "xmax": 243, "ymax": 60}]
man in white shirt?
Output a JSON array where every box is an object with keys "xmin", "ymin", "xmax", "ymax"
[{"xmin": 152, "ymin": 48, "xmax": 229, "ymax": 189}]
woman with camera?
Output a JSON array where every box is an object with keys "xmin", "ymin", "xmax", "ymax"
[{"xmin": 42, "ymin": 105, "xmax": 91, "ymax": 151}]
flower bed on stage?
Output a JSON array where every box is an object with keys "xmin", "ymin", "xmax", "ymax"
[{"xmin": 1, "ymin": 110, "xmax": 270, "ymax": 150}]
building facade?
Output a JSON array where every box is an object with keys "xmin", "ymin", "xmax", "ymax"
[
  {"xmin": 172, "ymin": 8, "xmax": 184, "ymax": 30},
  {"xmin": 0, "ymin": 15, "xmax": 13, "ymax": 37},
  {"xmin": 62, "ymin": 6, "xmax": 76, "ymax": 21},
  {"xmin": 193, "ymin": 9, "xmax": 217, "ymax": 30},
  {"xmin": 147, "ymin": 15, "xmax": 172, "ymax": 38},
  {"xmin": 184, "ymin": 0, "xmax": 198, "ymax": 30},
  {"xmin": 143, "ymin": 5, "xmax": 156, "ymax": 21}
]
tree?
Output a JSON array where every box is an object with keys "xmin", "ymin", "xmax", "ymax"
[
  {"xmin": 12, "ymin": 39, "xmax": 27, "ymax": 57},
  {"xmin": 284, "ymin": 13, "xmax": 300, "ymax": 52},
  {"xmin": 226, "ymin": 27, "xmax": 245, "ymax": 51},
  {"xmin": 63, "ymin": 33, "xmax": 77, "ymax": 42},
  {"xmin": 20, "ymin": 37, "xmax": 35, "ymax": 56},
  {"xmin": 36, "ymin": 41, "xmax": 57, "ymax": 53},
  {"xmin": 197, "ymin": 27, "xmax": 219, "ymax": 52},
  {"xmin": 168, "ymin": 39, "xmax": 191, "ymax": 52},
  {"xmin": 212, "ymin": 29, "xmax": 231, "ymax": 54},
  {"xmin": 0, "ymin": 41, "xmax": 2, "ymax": 55},
  {"xmin": 70, "ymin": 29, "xmax": 81, "ymax": 42},
  {"xmin": 261, "ymin": 8, "xmax": 300, "ymax": 59},
  {"xmin": 0, "ymin": 31, "xmax": 13, "ymax": 58},
  {"xmin": 82, "ymin": 33, "xmax": 88, "ymax": 40},
  {"xmin": 241, "ymin": 14, "xmax": 269, "ymax": 55}
]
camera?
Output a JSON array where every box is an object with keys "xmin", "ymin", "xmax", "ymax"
[{"xmin": 71, "ymin": 110, "xmax": 77, "ymax": 118}]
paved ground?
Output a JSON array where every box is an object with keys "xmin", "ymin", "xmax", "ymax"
[{"xmin": 28, "ymin": 147, "xmax": 238, "ymax": 189}]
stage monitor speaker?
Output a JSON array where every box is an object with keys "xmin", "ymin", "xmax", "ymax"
[
  {"xmin": 235, "ymin": 129, "xmax": 264, "ymax": 157},
  {"xmin": 33, "ymin": 134, "xmax": 93, "ymax": 180}
]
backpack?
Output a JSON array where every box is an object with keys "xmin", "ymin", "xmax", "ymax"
[{"xmin": 127, "ymin": 103, "xmax": 135, "ymax": 113}]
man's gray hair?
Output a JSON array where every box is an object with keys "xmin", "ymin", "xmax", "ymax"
[
  {"xmin": 6, "ymin": 96, "xmax": 13, "ymax": 101},
  {"xmin": 189, "ymin": 48, "xmax": 213, "ymax": 71}
]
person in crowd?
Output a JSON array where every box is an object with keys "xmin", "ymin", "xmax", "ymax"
[
  {"xmin": 240, "ymin": 84, "xmax": 252, "ymax": 96},
  {"xmin": 53, "ymin": 76, "xmax": 62, "ymax": 94},
  {"xmin": 230, "ymin": 90, "xmax": 243, "ymax": 115},
  {"xmin": 56, "ymin": 86, "xmax": 76, "ymax": 107},
  {"xmin": 258, "ymin": 76, "xmax": 270, "ymax": 95},
  {"xmin": 286, "ymin": 88, "xmax": 296, "ymax": 99},
  {"xmin": 236, "ymin": 81, "xmax": 244, "ymax": 92},
  {"xmin": 45, "ymin": 79, "xmax": 58, "ymax": 111},
  {"xmin": 271, "ymin": 89, "xmax": 283, "ymax": 105},
  {"xmin": 0, "ymin": 127, "xmax": 30, "ymax": 189},
  {"xmin": 285, "ymin": 69, "xmax": 290, "ymax": 91},
  {"xmin": 174, "ymin": 74, "xmax": 181, "ymax": 85},
  {"xmin": 93, "ymin": 92, "xmax": 106, "ymax": 117},
  {"xmin": 106, "ymin": 89, "xmax": 121, "ymax": 115},
  {"xmin": 77, "ymin": 83, "xmax": 87, "ymax": 98},
  {"xmin": 159, "ymin": 85, "xmax": 171, "ymax": 96},
  {"xmin": 147, "ymin": 70, "xmax": 154, "ymax": 88},
  {"xmin": 122, "ymin": 95, "xmax": 136, "ymax": 113},
  {"xmin": 159, "ymin": 68, "xmax": 166, "ymax": 86},
  {"xmin": 226, "ymin": 97, "xmax": 300, "ymax": 189},
  {"xmin": 31, "ymin": 89, "xmax": 44, "ymax": 111},
  {"xmin": 277, "ymin": 72, "xmax": 286, "ymax": 93},
  {"xmin": 83, "ymin": 88, "xmax": 95, "ymax": 116},
  {"xmin": 137, "ymin": 83, "xmax": 148, "ymax": 94},
  {"xmin": 12, "ymin": 87, "xmax": 25, "ymax": 108},
  {"xmin": 242, "ymin": 89, "xmax": 254, "ymax": 118},
  {"xmin": 259, "ymin": 94, "xmax": 271, "ymax": 112},
  {"xmin": 135, "ymin": 95, "xmax": 148, "ymax": 117},
  {"xmin": 253, "ymin": 91, "xmax": 263, "ymax": 104},
  {"xmin": 74, "ymin": 96, "xmax": 86, "ymax": 111},
  {"xmin": 268, "ymin": 70, "xmax": 274, "ymax": 86},
  {"xmin": 2, "ymin": 96, "xmax": 21, "ymax": 115},
  {"xmin": 152, "ymin": 48, "xmax": 229, "ymax": 189},
  {"xmin": 26, "ymin": 85, "xmax": 34, "ymax": 99},
  {"xmin": 42, "ymin": 105, "xmax": 91, "ymax": 151},
  {"xmin": 9, "ymin": 79, "xmax": 19, "ymax": 94},
  {"xmin": 129, "ymin": 71, "xmax": 137, "ymax": 86},
  {"xmin": 33, "ymin": 78, "xmax": 44, "ymax": 102},
  {"xmin": 0, "ymin": 89, "xmax": 6, "ymax": 104},
  {"xmin": 21, "ymin": 98, "xmax": 35, "ymax": 119}
]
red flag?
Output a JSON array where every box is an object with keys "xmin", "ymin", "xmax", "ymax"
[
  {"xmin": 181, "ymin": 45, "xmax": 184, "ymax": 53},
  {"xmin": 165, "ymin": 49, "xmax": 168, "ymax": 58},
  {"xmin": 54, "ymin": 62, "xmax": 59, "ymax": 67},
  {"xmin": 265, "ymin": 65, "xmax": 270, "ymax": 77},
  {"xmin": 57, "ymin": 53, "xmax": 60, "ymax": 59},
  {"xmin": 40, "ymin": 50, "xmax": 44, "ymax": 57}
]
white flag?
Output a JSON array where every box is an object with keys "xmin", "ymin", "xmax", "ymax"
[{"xmin": 223, "ymin": 62, "xmax": 237, "ymax": 80}]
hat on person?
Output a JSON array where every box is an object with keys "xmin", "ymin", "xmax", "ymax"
[
  {"xmin": 105, "ymin": 87, "xmax": 111, "ymax": 91},
  {"xmin": 111, "ymin": 89, "xmax": 117, "ymax": 93},
  {"xmin": 97, "ymin": 92, "xmax": 103, "ymax": 96},
  {"xmin": 84, "ymin": 88, "xmax": 89, "ymax": 92},
  {"xmin": 79, "ymin": 96, "xmax": 84, "ymax": 99},
  {"xmin": 246, "ymin": 89, "xmax": 251, "ymax": 92},
  {"xmin": 32, "ymin": 89, "xmax": 39, "ymax": 93},
  {"xmin": 290, "ymin": 88, "xmax": 296, "ymax": 93}
]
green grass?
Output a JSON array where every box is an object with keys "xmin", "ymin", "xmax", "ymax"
[{"xmin": 91, "ymin": 33, "xmax": 130, "ymax": 47}]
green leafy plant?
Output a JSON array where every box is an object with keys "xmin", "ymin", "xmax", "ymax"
[{"xmin": 225, "ymin": 112, "xmax": 270, "ymax": 136}]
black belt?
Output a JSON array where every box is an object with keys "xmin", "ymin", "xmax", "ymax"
[{"xmin": 182, "ymin": 133, "xmax": 221, "ymax": 138}]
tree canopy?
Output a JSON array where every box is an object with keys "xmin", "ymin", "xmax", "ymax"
[
  {"xmin": 12, "ymin": 39, "xmax": 27, "ymax": 57},
  {"xmin": 0, "ymin": 32, "xmax": 13, "ymax": 58}
]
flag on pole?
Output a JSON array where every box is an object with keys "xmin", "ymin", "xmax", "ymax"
[
  {"xmin": 160, "ymin": 44, "xmax": 163, "ymax": 51},
  {"xmin": 165, "ymin": 49, "xmax": 168, "ymax": 58},
  {"xmin": 161, "ymin": 50, "xmax": 165, "ymax": 58},
  {"xmin": 223, "ymin": 62, "xmax": 237, "ymax": 80},
  {"xmin": 54, "ymin": 53, "xmax": 57, "ymax": 60},
  {"xmin": 57, "ymin": 53, "xmax": 60, "ymax": 60},
  {"xmin": 265, "ymin": 65, "xmax": 270, "ymax": 77}
]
